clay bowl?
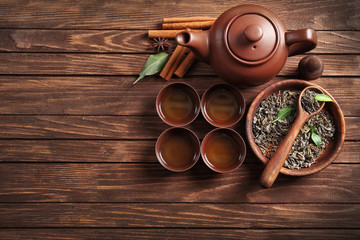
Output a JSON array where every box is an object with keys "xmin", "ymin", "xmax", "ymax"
[
  {"xmin": 156, "ymin": 83, "xmax": 200, "ymax": 127},
  {"xmin": 201, "ymin": 128, "xmax": 246, "ymax": 173},
  {"xmin": 245, "ymin": 80, "xmax": 345, "ymax": 176},
  {"xmin": 156, "ymin": 127, "xmax": 200, "ymax": 172},
  {"xmin": 201, "ymin": 83, "xmax": 246, "ymax": 128}
]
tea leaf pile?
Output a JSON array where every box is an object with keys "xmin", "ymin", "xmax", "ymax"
[
  {"xmin": 301, "ymin": 90, "xmax": 322, "ymax": 113},
  {"xmin": 253, "ymin": 90, "xmax": 336, "ymax": 169}
]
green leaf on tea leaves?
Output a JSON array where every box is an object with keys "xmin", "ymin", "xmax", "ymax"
[
  {"xmin": 272, "ymin": 107, "xmax": 293, "ymax": 123},
  {"xmin": 310, "ymin": 124, "xmax": 322, "ymax": 146},
  {"xmin": 315, "ymin": 94, "xmax": 333, "ymax": 102},
  {"xmin": 133, "ymin": 52, "xmax": 169, "ymax": 84}
]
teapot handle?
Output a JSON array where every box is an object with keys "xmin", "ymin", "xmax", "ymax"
[{"xmin": 285, "ymin": 28, "xmax": 317, "ymax": 56}]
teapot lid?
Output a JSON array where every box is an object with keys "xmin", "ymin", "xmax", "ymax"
[{"xmin": 226, "ymin": 13, "xmax": 277, "ymax": 62}]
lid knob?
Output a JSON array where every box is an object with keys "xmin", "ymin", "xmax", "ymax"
[
  {"xmin": 227, "ymin": 14, "xmax": 277, "ymax": 62},
  {"xmin": 244, "ymin": 24, "xmax": 263, "ymax": 42}
]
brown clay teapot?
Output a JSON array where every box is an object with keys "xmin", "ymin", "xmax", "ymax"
[{"xmin": 176, "ymin": 4, "xmax": 317, "ymax": 87}]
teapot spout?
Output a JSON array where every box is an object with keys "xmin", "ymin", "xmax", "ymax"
[{"xmin": 176, "ymin": 30, "xmax": 210, "ymax": 63}]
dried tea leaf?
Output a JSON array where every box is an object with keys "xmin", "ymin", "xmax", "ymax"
[
  {"xmin": 311, "ymin": 124, "xmax": 322, "ymax": 146},
  {"xmin": 133, "ymin": 52, "xmax": 169, "ymax": 84},
  {"xmin": 253, "ymin": 89, "xmax": 335, "ymax": 169},
  {"xmin": 302, "ymin": 90, "xmax": 321, "ymax": 113},
  {"xmin": 272, "ymin": 107, "xmax": 293, "ymax": 123},
  {"xmin": 315, "ymin": 94, "xmax": 333, "ymax": 102}
]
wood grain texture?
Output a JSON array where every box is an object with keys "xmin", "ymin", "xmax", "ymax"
[
  {"xmin": 0, "ymin": 140, "xmax": 157, "ymax": 163},
  {"xmin": 0, "ymin": 140, "xmax": 357, "ymax": 163},
  {"xmin": 0, "ymin": 53, "xmax": 358, "ymax": 76},
  {"xmin": 0, "ymin": 0, "xmax": 358, "ymax": 30},
  {"xmin": 0, "ymin": 76, "xmax": 358, "ymax": 116},
  {"xmin": 1, "ymin": 229, "xmax": 359, "ymax": 240},
  {"xmin": 0, "ymin": 30, "xmax": 359, "ymax": 53},
  {"xmin": 0, "ymin": 0, "xmax": 358, "ymax": 236},
  {"xmin": 0, "ymin": 115, "xmax": 357, "ymax": 140},
  {"xmin": 0, "ymin": 164, "xmax": 358, "ymax": 203},
  {"xmin": 0, "ymin": 29, "xmax": 149, "ymax": 53},
  {"xmin": 1, "ymin": 203, "xmax": 359, "ymax": 227}
]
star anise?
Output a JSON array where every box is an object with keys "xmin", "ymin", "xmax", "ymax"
[{"xmin": 151, "ymin": 37, "xmax": 173, "ymax": 52}]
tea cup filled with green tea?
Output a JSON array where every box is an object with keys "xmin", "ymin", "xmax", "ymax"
[
  {"xmin": 156, "ymin": 83, "xmax": 200, "ymax": 127},
  {"xmin": 201, "ymin": 84, "xmax": 246, "ymax": 127},
  {"xmin": 156, "ymin": 127, "xmax": 201, "ymax": 172},
  {"xmin": 201, "ymin": 128, "xmax": 246, "ymax": 173}
]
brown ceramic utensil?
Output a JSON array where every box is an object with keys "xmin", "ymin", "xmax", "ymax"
[
  {"xmin": 176, "ymin": 4, "xmax": 317, "ymax": 87},
  {"xmin": 201, "ymin": 128, "xmax": 246, "ymax": 173},
  {"xmin": 155, "ymin": 127, "xmax": 200, "ymax": 172},
  {"xmin": 259, "ymin": 86, "xmax": 325, "ymax": 188},
  {"xmin": 156, "ymin": 83, "xmax": 200, "ymax": 127},
  {"xmin": 200, "ymin": 83, "xmax": 246, "ymax": 127}
]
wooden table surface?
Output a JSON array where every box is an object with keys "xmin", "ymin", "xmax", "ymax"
[{"xmin": 0, "ymin": 0, "xmax": 359, "ymax": 239}]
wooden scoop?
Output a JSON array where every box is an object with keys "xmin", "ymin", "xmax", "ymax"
[{"xmin": 260, "ymin": 86, "xmax": 325, "ymax": 188}]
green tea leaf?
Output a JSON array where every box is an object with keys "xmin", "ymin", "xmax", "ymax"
[
  {"xmin": 133, "ymin": 52, "xmax": 169, "ymax": 84},
  {"xmin": 310, "ymin": 124, "xmax": 322, "ymax": 146},
  {"xmin": 272, "ymin": 107, "xmax": 293, "ymax": 123},
  {"xmin": 315, "ymin": 94, "xmax": 333, "ymax": 102}
]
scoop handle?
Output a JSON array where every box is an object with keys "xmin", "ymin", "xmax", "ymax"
[
  {"xmin": 260, "ymin": 112, "xmax": 308, "ymax": 188},
  {"xmin": 285, "ymin": 28, "xmax": 317, "ymax": 56}
]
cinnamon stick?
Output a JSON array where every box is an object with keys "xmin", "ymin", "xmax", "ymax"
[
  {"xmin": 162, "ymin": 20, "xmax": 215, "ymax": 30},
  {"xmin": 174, "ymin": 51, "xmax": 197, "ymax": 78},
  {"xmin": 160, "ymin": 45, "xmax": 187, "ymax": 81},
  {"xmin": 163, "ymin": 17, "xmax": 216, "ymax": 23},
  {"xmin": 148, "ymin": 30, "xmax": 185, "ymax": 38},
  {"xmin": 148, "ymin": 29, "xmax": 201, "ymax": 38}
]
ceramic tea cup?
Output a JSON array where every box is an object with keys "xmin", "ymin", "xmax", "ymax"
[
  {"xmin": 156, "ymin": 83, "xmax": 200, "ymax": 127},
  {"xmin": 201, "ymin": 128, "xmax": 246, "ymax": 173},
  {"xmin": 201, "ymin": 83, "xmax": 246, "ymax": 127},
  {"xmin": 155, "ymin": 127, "xmax": 200, "ymax": 172}
]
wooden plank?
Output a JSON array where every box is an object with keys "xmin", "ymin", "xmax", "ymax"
[
  {"xmin": 315, "ymin": 31, "xmax": 360, "ymax": 54},
  {"xmin": 0, "ymin": 203, "xmax": 359, "ymax": 227},
  {"xmin": 336, "ymin": 141, "xmax": 360, "ymax": 163},
  {"xmin": 0, "ymin": 164, "xmax": 359, "ymax": 203},
  {"xmin": 0, "ymin": 76, "xmax": 358, "ymax": 116},
  {"xmin": 0, "ymin": 53, "xmax": 358, "ymax": 76},
  {"xmin": 0, "ymin": 140, "xmax": 358, "ymax": 164},
  {"xmin": 0, "ymin": 115, "xmax": 357, "ymax": 140},
  {"xmin": 0, "ymin": 140, "xmax": 157, "ymax": 163},
  {"xmin": 0, "ymin": 29, "xmax": 150, "ymax": 53},
  {"xmin": 1, "ymin": 30, "xmax": 359, "ymax": 54},
  {"xmin": 0, "ymin": 229, "xmax": 359, "ymax": 240},
  {"xmin": 0, "ymin": 0, "xmax": 358, "ymax": 30}
]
